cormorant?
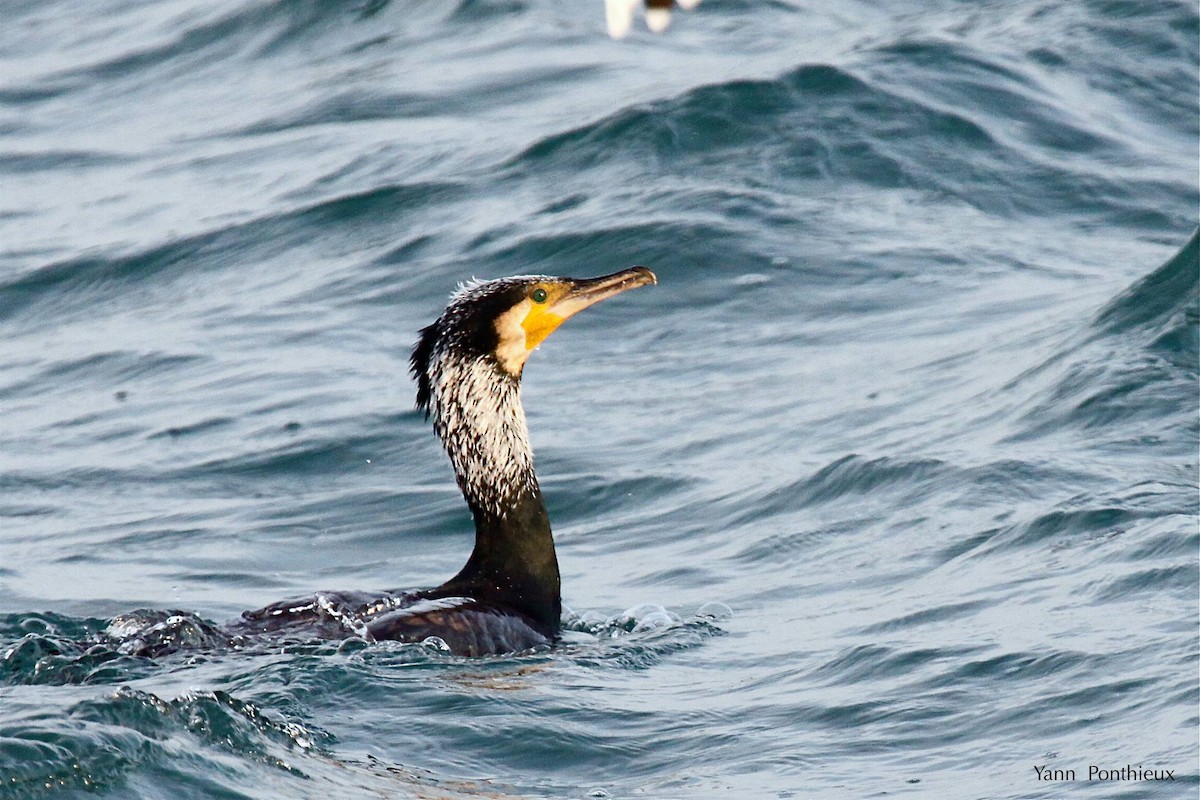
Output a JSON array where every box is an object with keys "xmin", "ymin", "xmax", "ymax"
[{"xmin": 229, "ymin": 267, "xmax": 657, "ymax": 656}]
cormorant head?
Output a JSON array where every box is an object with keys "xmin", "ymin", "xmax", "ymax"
[{"xmin": 411, "ymin": 267, "xmax": 656, "ymax": 416}]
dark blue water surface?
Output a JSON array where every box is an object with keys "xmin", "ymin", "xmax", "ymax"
[{"xmin": 1, "ymin": 1, "xmax": 1197, "ymax": 798}]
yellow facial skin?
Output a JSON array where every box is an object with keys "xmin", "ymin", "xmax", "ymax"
[
  {"xmin": 491, "ymin": 267, "xmax": 656, "ymax": 377},
  {"xmin": 520, "ymin": 284, "xmax": 572, "ymax": 349}
]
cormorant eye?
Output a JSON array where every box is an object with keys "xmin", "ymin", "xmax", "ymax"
[{"xmin": 531, "ymin": 288, "xmax": 548, "ymax": 304}]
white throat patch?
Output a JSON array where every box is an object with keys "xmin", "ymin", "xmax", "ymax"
[{"xmin": 492, "ymin": 299, "xmax": 534, "ymax": 377}]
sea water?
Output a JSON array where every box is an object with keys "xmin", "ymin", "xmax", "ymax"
[{"xmin": 1, "ymin": 2, "xmax": 1197, "ymax": 798}]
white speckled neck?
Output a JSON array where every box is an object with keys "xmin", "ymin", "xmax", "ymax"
[{"xmin": 428, "ymin": 348, "xmax": 537, "ymax": 518}]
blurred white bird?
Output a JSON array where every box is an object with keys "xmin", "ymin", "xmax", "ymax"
[{"xmin": 606, "ymin": 0, "xmax": 701, "ymax": 39}]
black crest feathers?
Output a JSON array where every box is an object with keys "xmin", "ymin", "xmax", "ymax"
[{"xmin": 410, "ymin": 321, "xmax": 438, "ymax": 418}]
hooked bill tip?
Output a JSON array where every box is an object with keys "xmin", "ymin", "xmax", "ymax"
[{"xmin": 628, "ymin": 265, "xmax": 657, "ymax": 286}]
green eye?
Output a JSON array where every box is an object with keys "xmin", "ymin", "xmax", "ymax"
[{"xmin": 531, "ymin": 288, "xmax": 548, "ymax": 304}]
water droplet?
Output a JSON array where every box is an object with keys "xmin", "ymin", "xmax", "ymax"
[
  {"xmin": 633, "ymin": 611, "xmax": 674, "ymax": 632},
  {"xmin": 697, "ymin": 601, "xmax": 733, "ymax": 621}
]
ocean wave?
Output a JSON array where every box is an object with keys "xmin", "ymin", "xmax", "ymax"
[
  {"xmin": 1005, "ymin": 231, "xmax": 1199, "ymax": 443},
  {"xmin": 1, "ymin": 1, "xmax": 1196, "ymax": 797},
  {"xmin": 506, "ymin": 63, "xmax": 995, "ymax": 196},
  {"xmin": 0, "ymin": 176, "xmax": 461, "ymax": 329},
  {"xmin": 1, "ymin": 683, "xmax": 324, "ymax": 798}
]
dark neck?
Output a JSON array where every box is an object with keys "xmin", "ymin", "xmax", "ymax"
[
  {"xmin": 437, "ymin": 487, "xmax": 561, "ymax": 634},
  {"xmin": 426, "ymin": 355, "xmax": 561, "ymax": 635}
]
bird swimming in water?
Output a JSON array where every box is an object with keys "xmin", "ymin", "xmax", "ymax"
[{"xmin": 229, "ymin": 266, "xmax": 657, "ymax": 656}]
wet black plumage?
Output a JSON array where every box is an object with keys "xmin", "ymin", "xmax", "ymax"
[{"xmin": 229, "ymin": 267, "xmax": 655, "ymax": 656}]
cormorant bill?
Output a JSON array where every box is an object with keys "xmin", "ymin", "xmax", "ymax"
[{"xmin": 231, "ymin": 267, "xmax": 657, "ymax": 656}]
